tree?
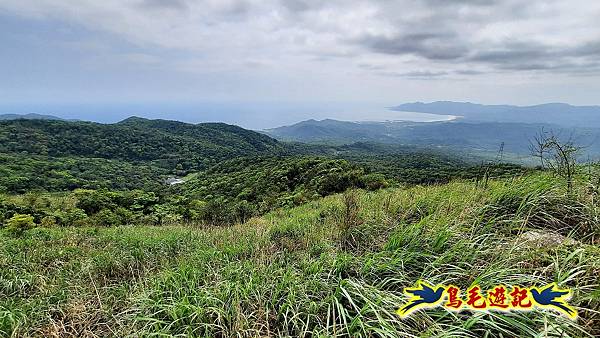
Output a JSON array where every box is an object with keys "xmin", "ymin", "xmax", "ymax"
[
  {"xmin": 94, "ymin": 209, "xmax": 122, "ymax": 227},
  {"xmin": 74, "ymin": 189, "xmax": 114, "ymax": 215},
  {"xmin": 530, "ymin": 129, "xmax": 582, "ymax": 192}
]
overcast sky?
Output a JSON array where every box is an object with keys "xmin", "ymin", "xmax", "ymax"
[{"xmin": 1, "ymin": 0, "xmax": 599, "ymax": 126}]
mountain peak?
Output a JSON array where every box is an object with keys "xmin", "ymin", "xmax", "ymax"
[{"xmin": 117, "ymin": 116, "xmax": 149, "ymax": 124}]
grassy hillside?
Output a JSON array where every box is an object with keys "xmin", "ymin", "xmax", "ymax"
[{"xmin": 1, "ymin": 173, "xmax": 598, "ymax": 337}]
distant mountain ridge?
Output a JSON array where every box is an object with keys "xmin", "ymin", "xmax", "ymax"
[
  {"xmin": 0, "ymin": 113, "xmax": 66, "ymax": 121},
  {"xmin": 265, "ymin": 118, "xmax": 600, "ymax": 157},
  {"xmin": 392, "ymin": 101, "xmax": 600, "ymax": 127}
]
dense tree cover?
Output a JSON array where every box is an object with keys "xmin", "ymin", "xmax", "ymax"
[
  {"xmin": 0, "ymin": 142, "xmax": 523, "ymax": 194},
  {"xmin": 266, "ymin": 118, "xmax": 600, "ymax": 156},
  {"xmin": 0, "ymin": 118, "xmax": 528, "ymax": 228},
  {"xmin": 0, "ymin": 151, "xmax": 525, "ymax": 229},
  {"xmin": 341, "ymin": 153, "xmax": 525, "ymax": 184},
  {"xmin": 174, "ymin": 156, "xmax": 388, "ymax": 222},
  {"xmin": 0, "ymin": 157, "xmax": 387, "ymax": 227},
  {"xmin": 0, "ymin": 153, "xmax": 171, "ymax": 193},
  {"xmin": 296, "ymin": 142, "xmax": 527, "ymax": 185},
  {"xmin": 0, "ymin": 189, "xmax": 168, "ymax": 229},
  {"xmin": 0, "ymin": 117, "xmax": 288, "ymax": 194},
  {"xmin": 0, "ymin": 117, "xmax": 283, "ymax": 171},
  {"xmin": 0, "ymin": 118, "xmax": 524, "ymax": 193}
]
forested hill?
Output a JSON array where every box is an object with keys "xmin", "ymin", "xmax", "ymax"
[
  {"xmin": 0, "ymin": 117, "xmax": 284, "ymax": 170},
  {"xmin": 0, "ymin": 117, "xmax": 525, "ymax": 194},
  {"xmin": 265, "ymin": 118, "xmax": 600, "ymax": 157}
]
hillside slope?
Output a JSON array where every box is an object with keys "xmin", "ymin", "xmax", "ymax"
[
  {"xmin": 0, "ymin": 117, "xmax": 526, "ymax": 194},
  {"xmin": 0, "ymin": 117, "xmax": 284, "ymax": 170},
  {"xmin": 1, "ymin": 173, "xmax": 598, "ymax": 336},
  {"xmin": 266, "ymin": 119, "xmax": 600, "ymax": 157}
]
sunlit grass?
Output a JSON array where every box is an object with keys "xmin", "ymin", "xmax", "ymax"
[{"xmin": 1, "ymin": 173, "xmax": 598, "ymax": 337}]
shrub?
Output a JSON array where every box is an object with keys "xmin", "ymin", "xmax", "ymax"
[
  {"xmin": 40, "ymin": 215, "xmax": 57, "ymax": 227},
  {"xmin": 115, "ymin": 207, "xmax": 135, "ymax": 225},
  {"xmin": 232, "ymin": 200, "xmax": 255, "ymax": 223},
  {"xmin": 94, "ymin": 209, "xmax": 122, "ymax": 227},
  {"xmin": 53, "ymin": 208, "xmax": 88, "ymax": 226},
  {"xmin": 361, "ymin": 173, "xmax": 388, "ymax": 191},
  {"xmin": 4, "ymin": 213, "xmax": 36, "ymax": 236}
]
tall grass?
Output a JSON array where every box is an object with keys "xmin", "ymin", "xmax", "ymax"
[{"xmin": 1, "ymin": 173, "xmax": 598, "ymax": 337}]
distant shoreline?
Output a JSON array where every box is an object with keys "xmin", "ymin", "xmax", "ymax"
[{"xmin": 352, "ymin": 110, "xmax": 459, "ymax": 123}]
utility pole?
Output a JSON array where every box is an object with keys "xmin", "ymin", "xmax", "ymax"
[{"xmin": 496, "ymin": 142, "xmax": 505, "ymax": 163}]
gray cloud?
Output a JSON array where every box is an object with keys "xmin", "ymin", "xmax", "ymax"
[
  {"xmin": 217, "ymin": 0, "xmax": 252, "ymax": 17},
  {"xmin": 576, "ymin": 41, "xmax": 600, "ymax": 57},
  {"xmin": 280, "ymin": 0, "xmax": 311, "ymax": 13},
  {"xmin": 358, "ymin": 32, "xmax": 468, "ymax": 60},
  {"xmin": 341, "ymin": 1, "xmax": 600, "ymax": 76},
  {"xmin": 379, "ymin": 70, "xmax": 450, "ymax": 78},
  {"xmin": 465, "ymin": 41, "xmax": 554, "ymax": 70},
  {"xmin": 455, "ymin": 69, "xmax": 485, "ymax": 75},
  {"xmin": 463, "ymin": 39, "xmax": 600, "ymax": 72},
  {"xmin": 377, "ymin": 69, "xmax": 488, "ymax": 79},
  {"xmin": 138, "ymin": 0, "xmax": 188, "ymax": 11},
  {"xmin": 422, "ymin": 0, "xmax": 498, "ymax": 5}
]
